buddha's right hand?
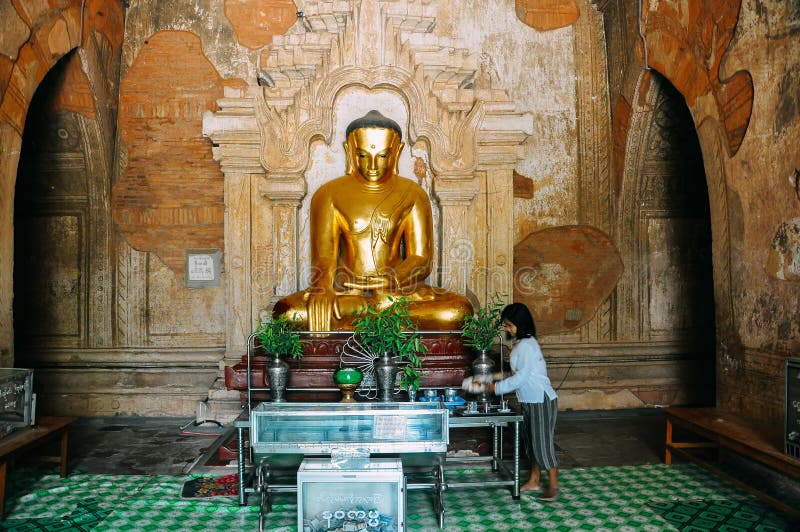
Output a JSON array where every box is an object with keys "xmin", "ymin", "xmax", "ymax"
[{"xmin": 307, "ymin": 292, "xmax": 335, "ymax": 331}]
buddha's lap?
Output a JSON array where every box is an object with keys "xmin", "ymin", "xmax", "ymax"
[{"xmin": 273, "ymin": 287, "xmax": 472, "ymax": 324}]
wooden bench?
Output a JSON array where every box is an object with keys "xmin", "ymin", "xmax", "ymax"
[
  {"xmin": 0, "ymin": 416, "xmax": 76, "ymax": 519},
  {"xmin": 663, "ymin": 407, "xmax": 800, "ymax": 517}
]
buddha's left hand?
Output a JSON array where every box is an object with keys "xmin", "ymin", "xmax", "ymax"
[
  {"xmin": 343, "ymin": 275, "xmax": 390, "ymax": 290},
  {"xmin": 343, "ymin": 272, "xmax": 400, "ymax": 291}
]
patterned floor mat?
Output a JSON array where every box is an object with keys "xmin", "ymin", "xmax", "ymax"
[
  {"xmin": 181, "ymin": 474, "xmax": 239, "ymax": 498},
  {"xmin": 0, "ymin": 500, "xmax": 111, "ymax": 531},
  {"xmin": 647, "ymin": 498, "xmax": 789, "ymax": 531},
  {"xmin": 0, "ymin": 464, "xmax": 792, "ymax": 531}
]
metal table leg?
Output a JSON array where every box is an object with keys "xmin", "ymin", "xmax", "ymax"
[
  {"xmin": 237, "ymin": 425, "xmax": 247, "ymax": 506},
  {"xmin": 257, "ymin": 459, "xmax": 271, "ymax": 532},
  {"xmin": 435, "ymin": 463, "xmax": 445, "ymax": 528},
  {"xmin": 492, "ymin": 424, "xmax": 500, "ymax": 472},
  {"xmin": 512, "ymin": 419, "xmax": 520, "ymax": 499}
]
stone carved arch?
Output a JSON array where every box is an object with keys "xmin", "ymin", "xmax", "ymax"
[
  {"xmin": 257, "ymin": 66, "xmax": 485, "ymax": 178},
  {"xmin": 615, "ymin": 69, "xmax": 657, "ymax": 341}
]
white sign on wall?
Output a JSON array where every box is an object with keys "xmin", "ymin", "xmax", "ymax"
[{"xmin": 185, "ymin": 249, "xmax": 221, "ymax": 288}]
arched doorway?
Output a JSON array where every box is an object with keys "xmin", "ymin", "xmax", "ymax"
[
  {"xmin": 13, "ymin": 49, "xmax": 113, "ymax": 364},
  {"xmin": 0, "ymin": 0, "xmax": 124, "ymax": 371},
  {"xmin": 617, "ymin": 71, "xmax": 716, "ymax": 406}
]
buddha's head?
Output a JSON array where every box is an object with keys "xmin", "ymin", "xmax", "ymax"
[{"xmin": 344, "ymin": 110, "xmax": 405, "ymax": 183}]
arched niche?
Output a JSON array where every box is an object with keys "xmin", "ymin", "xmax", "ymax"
[{"xmin": 206, "ymin": 69, "xmax": 531, "ymax": 361}]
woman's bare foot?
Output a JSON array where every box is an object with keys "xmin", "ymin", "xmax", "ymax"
[
  {"xmin": 538, "ymin": 485, "xmax": 561, "ymax": 501},
  {"xmin": 520, "ymin": 482, "xmax": 541, "ymax": 492}
]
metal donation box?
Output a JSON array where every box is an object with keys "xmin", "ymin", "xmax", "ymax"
[
  {"xmin": 298, "ymin": 457, "xmax": 404, "ymax": 532},
  {"xmin": 0, "ymin": 368, "xmax": 35, "ymax": 439}
]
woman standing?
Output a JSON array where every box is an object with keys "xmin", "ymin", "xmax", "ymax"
[{"xmin": 468, "ymin": 302, "xmax": 560, "ymax": 501}]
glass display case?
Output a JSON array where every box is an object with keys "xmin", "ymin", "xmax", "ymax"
[
  {"xmin": 0, "ymin": 368, "xmax": 35, "ymax": 439},
  {"xmin": 298, "ymin": 458, "xmax": 404, "ymax": 532},
  {"xmin": 250, "ymin": 402, "xmax": 448, "ymax": 468}
]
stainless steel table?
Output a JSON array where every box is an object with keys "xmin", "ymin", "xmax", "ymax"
[
  {"xmin": 234, "ymin": 405, "xmax": 523, "ymax": 530},
  {"xmin": 236, "ymin": 402, "xmax": 448, "ymax": 531},
  {"xmin": 447, "ymin": 411, "xmax": 523, "ymax": 499}
]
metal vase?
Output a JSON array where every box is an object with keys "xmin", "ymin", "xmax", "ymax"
[
  {"xmin": 267, "ymin": 354, "xmax": 290, "ymax": 402},
  {"xmin": 471, "ymin": 349, "xmax": 495, "ymax": 402},
  {"xmin": 373, "ymin": 351, "xmax": 399, "ymax": 402}
]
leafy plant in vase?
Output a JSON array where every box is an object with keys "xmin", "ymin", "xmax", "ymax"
[
  {"xmin": 461, "ymin": 293, "xmax": 505, "ymax": 401},
  {"xmin": 254, "ymin": 315, "xmax": 302, "ymax": 402},
  {"xmin": 352, "ymin": 296, "xmax": 426, "ymax": 402}
]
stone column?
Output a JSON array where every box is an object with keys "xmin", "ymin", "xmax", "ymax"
[
  {"xmin": 485, "ymin": 166, "xmax": 515, "ymax": 300},
  {"xmin": 258, "ymin": 174, "xmax": 307, "ymax": 309},
  {"xmin": 433, "ymin": 175, "xmax": 479, "ymax": 297},
  {"xmin": 224, "ymin": 172, "xmax": 254, "ymax": 366},
  {"xmin": 202, "ymin": 90, "xmax": 263, "ymax": 363}
]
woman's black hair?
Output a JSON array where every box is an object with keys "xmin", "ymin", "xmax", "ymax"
[{"xmin": 500, "ymin": 303, "xmax": 537, "ymax": 339}]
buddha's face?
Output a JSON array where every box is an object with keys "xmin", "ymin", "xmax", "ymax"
[{"xmin": 347, "ymin": 127, "xmax": 402, "ymax": 183}]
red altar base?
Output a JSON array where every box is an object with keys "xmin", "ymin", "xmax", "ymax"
[{"xmin": 224, "ymin": 332, "xmax": 473, "ymax": 403}]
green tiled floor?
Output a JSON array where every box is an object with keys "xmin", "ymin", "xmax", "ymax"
[{"xmin": 1, "ymin": 463, "xmax": 791, "ymax": 531}]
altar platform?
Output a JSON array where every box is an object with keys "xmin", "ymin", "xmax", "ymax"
[{"xmin": 225, "ymin": 332, "xmax": 476, "ymax": 402}]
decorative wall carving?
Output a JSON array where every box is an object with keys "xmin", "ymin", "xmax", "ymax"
[
  {"xmin": 116, "ymin": 239, "xmax": 147, "ymax": 346},
  {"xmin": 205, "ymin": 0, "xmax": 533, "ymax": 359}
]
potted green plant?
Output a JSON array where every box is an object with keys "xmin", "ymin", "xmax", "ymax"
[
  {"xmin": 351, "ymin": 296, "xmax": 426, "ymax": 401},
  {"xmin": 461, "ymin": 293, "xmax": 504, "ymax": 401},
  {"xmin": 461, "ymin": 293, "xmax": 505, "ymax": 351},
  {"xmin": 254, "ymin": 315, "xmax": 302, "ymax": 402}
]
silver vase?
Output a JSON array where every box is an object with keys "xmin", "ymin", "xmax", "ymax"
[
  {"xmin": 471, "ymin": 349, "xmax": 494, "ymax": 402},
  {"xmin": 267, "ymin": 354, "xmax": 290, "ymax": 402},
  {"xmin": 374, "ymin": 351, "xmax": 399, "ymax": 402}
]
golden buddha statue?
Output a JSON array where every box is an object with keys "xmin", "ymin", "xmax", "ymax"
[{"xmin": 273, "ymin": 110, "xmax": 473, "ymax": 331}]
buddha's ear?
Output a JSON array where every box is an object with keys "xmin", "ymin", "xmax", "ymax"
[
  {"xmin": 394, "ymin": 141, "xmax": 405, "ymax": 174},
  {"xmin": 343, "ymin": 140, "xmax": 355, "ymax": 175}
]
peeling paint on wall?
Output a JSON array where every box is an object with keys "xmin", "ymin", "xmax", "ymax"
[{"xmin": 766, "ymin": 218, "xmax": 800, "ymax": 281}]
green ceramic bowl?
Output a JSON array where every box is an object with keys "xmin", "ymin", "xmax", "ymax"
[{"xmin": 334, "ymin": 368, "xmax": 363, "ymax": 385}]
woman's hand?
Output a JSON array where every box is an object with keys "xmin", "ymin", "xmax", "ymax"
[
  {"xmin": 461, "ymin": 377, "xmax": 495, "ymax": 395},
  {"xmin": 461, "ymin": 376, "xmax": 476, "ymax": 391}
]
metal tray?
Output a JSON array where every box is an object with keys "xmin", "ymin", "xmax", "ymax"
[{"xmin": 455, "ymin": 405, "xmax": 515, "ymax": 416}]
